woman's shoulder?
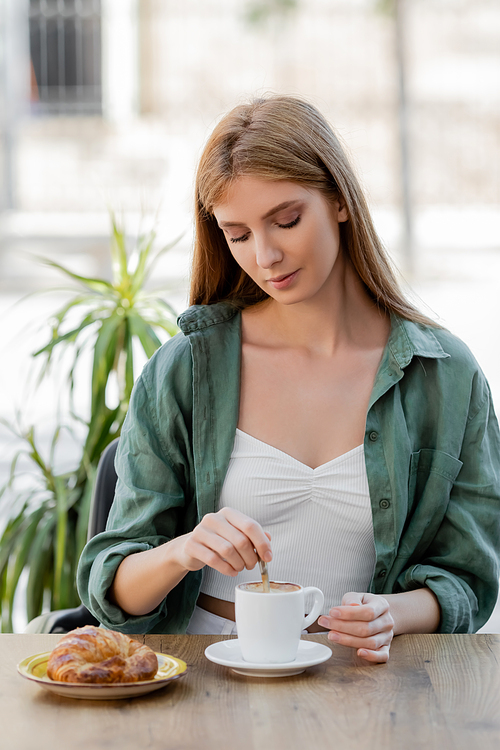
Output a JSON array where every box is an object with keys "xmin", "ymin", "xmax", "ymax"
[
  {"xmin": 398, "ymin": 317, "xmax": 493, "ymax": 411},
  {"xmin": 428, "ymin": 325, "xmax": 479, "ymax": 367},
  {"xmin": 177, "ymin": 301, "xmax": 240, "ymax": 334},
  {"xmin": 139, "ymin": 302, "xmax": 241, "ymax": 388},
  {"xmin": 396, "ymin": 316, "xmax": 483, "ymax": 373},
  {"xmin": 143, "ymin": 328, "xmax": 191, "ymax": 380}
]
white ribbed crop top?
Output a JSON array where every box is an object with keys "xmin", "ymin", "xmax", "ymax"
[{"xmin": 200, "ymin": 429, "xmax": 376, "ymax": 614}]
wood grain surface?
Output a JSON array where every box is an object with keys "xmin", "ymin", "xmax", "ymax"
[{"xmin": 1, "ymin": 633, "xmax": 500, "ymax": 750}]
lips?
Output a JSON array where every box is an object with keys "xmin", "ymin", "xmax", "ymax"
[{"xmin": 267, "ymin": 270, "xmax": 299, "ymax": 290}]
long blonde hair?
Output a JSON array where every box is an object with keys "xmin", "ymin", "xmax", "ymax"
[{"xmin": 191, "ymin": 95, "xmax": 430, "ymax": 325}]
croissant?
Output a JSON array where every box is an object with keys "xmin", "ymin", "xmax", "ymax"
[{"xmin": 46, "ymin": 625, "xmax": 158, "ymax": 683}]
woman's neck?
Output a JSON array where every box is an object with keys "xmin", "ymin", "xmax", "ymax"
[{"xmin": 243, "ymin": 262, "xmax": 389, "ymax": 357}]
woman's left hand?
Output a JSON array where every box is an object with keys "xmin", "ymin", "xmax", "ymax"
[{"xmin": 318, "ymin": 591, "xmax": 394, "ymax": 664}]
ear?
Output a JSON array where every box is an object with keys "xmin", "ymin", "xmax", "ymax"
[{"xmin": 337, "ymin": 199, "xmax": 349, "ymax": 223}]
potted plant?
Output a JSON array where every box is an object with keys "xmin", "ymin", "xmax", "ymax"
[{"xmin": 0, "ymin": 216, "xmax": 182, "ymax": 631}]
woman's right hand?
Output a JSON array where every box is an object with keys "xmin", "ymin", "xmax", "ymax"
[
  {"xmin": 109, "ymin": 508, "xmax": 271, "ymax": 617},
  {"xmin": 177, "ymin": 507, "xmax": 272, "ymax": 577}
]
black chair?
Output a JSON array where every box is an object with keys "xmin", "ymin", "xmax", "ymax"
[{"xmin": 25, "ymin": 438, "xmax": 119, "ymax": 633}]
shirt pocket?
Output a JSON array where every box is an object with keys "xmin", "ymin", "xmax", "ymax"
[{"xmin": 399, "ymin": 448, "xmax": 463, "ymax": 559}]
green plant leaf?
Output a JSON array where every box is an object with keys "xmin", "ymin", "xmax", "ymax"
[
  {"xmin": 52, "ymin": 475, "xmax": 68, "ymax": 611},
  {"xmin": 75, "ymin": 468, "xmax": 95, "ymax": 559},
  {"xmin": 4, "ymin": 505, "xmax": 47, "ymax": 629},
  {"xmin": 122, "ymin": 319, "xmax": 135, "ymax": 403},
  {"xmin": 26, "ymin": 514, "xmax": 57, "ymax": 623},
  {"xmin": 136, "ymin": 295, "xmax": 178, "ymax": 326},
  {"xmin": 66, "ymin": 327, "xmax": 101, "ymax": 409},
  {"xmin": 0, "ymin": 567, "xmax": 7, "ymax": 631},
  {"xmin": 32, "ymin": 311, "xmax": 98, "ymax": 360},
  {"xmin": 36, "ymin": 257, "xmax": 114, "ymax": 295},
  {"xmin": 21, "ymin": 427, "xmax": 58, "ymax": 494},
  {"xmin": 51, "ymin": 293, "xmax": 97, "ymax": 326},
  {"xmin": 58, "ymin": 514, "xmax": 75, "ymax": 609},
  {"xmin": 48, "ymin": 425, "xmax": 63, "ymax": 469},
  {"xmin": 0, "ymin": 505, "xmax": 31, "ymax": 582},
  {"xmin": 90, "ymin": 314, "xmax": 123, "ymax": 416},
  {"xmin": 129, "ymin": 229, "xmax": 156, "ymax": 296},
  {"xmin": 151, "ymin": 317, "xmax": 179, "ymax": 338},
  {"xmin": 84, "ymin": 405, "xmax": 121, "ymax": 466},
  {"xmin": 110, "ymin": 214, "xmax": 130, "ymax": 284},
  {"xmin": 0, "ymin": 569, "xmax": 10, "ymax": 632},
  {"xmin": 140, "ymin": 232, "xmax": 185, "ymax": 289},
  {"xmin": 128, "ymin": 313, "xmax": 162, "ymax": 359},
  {"xmin": 0, "ymin": 449, "xmax": 27, "ymax": 500},
  {"xmin": 4, "ymin": 209, "xmax": 181, "ymax": 629},
  {"xmin": 0, "ymin": 501, "xmax": 45, "ymax": 631}
]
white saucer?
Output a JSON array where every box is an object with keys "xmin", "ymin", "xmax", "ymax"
[{"xmin": 204, "ymin": 639, "xmax": 332, "ymax": 677}]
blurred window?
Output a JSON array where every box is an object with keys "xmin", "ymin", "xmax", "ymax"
[{"xmin": 29, "ymin": 0, "xmax": 102, "ymax": 116}]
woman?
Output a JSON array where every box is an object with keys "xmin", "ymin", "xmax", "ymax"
[{"xmin": 78, "ymin": 96, "xmax": 500, "ymax": 664}]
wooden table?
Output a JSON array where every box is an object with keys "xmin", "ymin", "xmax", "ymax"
[{"xmin": 2, "ymin": 633, "xmax": 500, "ymax": 750}]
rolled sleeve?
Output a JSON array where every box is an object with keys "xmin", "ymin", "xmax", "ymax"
[
  {"xmin": 397, "ymin": 564, "xmax": 479, "ymax": 633},
  {"xmin": 77, "ymin": 343, "xmax": 200, "ymax": 633},
  {"xmin": 396, "ymin": 385, "xmax": 500, "ymax": 633},
  {"xmin": 84, "ymin": 540, "xmax": 159, "ymax": 633}
]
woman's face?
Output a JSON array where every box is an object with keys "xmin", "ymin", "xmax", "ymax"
[{"xmin": 212, "ymin": 176, "xmax": 348, "ymax": 307}]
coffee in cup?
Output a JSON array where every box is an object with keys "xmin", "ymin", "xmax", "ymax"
[
  {"xmin": 239, "ymin": 582, "xmax": 300, "ymax": 593},
  {"xmin": 235, "ymin": 581, "xmax": 324, "ymax": 664}
]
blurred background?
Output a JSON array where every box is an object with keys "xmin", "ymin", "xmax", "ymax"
[{"xmin": 0, "ymin": 0, "xmax": 499, "ymax": 630}]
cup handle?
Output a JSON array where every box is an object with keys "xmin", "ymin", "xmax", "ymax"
[{"xmin": 302, "ymin": 587, "xmax": 324, "ymax": 629}]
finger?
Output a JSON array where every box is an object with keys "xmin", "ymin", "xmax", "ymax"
[
  {"xmin": 357, "ymin": 645, "xmax": 391, "ymax": 664},
  {"xmin": 213, "ymin": 523, "xmax": 261, "ymax": 570},
  {"xmin": 321, "ymin": 605, "xmax": 378, "ymax": 624},
  {"xmin": 189, "ymin": 526, "xmax": 249, "ymax": 573},
  {"xmin": 327, "ymin": 629, "xmax": 393, "ymax": 652},
  {"xmin": 341, "ymin": 592, "xmax": 364, "ymax": 606},
  {"xmin": 183, "ymin": 537, "xmax": 242, "ymax": 577},
  {"xmin": 317, "ymin": 597, "xmax": 362, "ymax": 629},
  {"xmin": 198, "ymin": 512, "xmax": 268, "ymax": 571},
  {"xmin": 220, "ymin": 508, "xmax": 272, "ymax": 562},
  {"xmin": 328, "ymin": 597, "xmax": 389, "ymax": 623},
  {"xmin": 319, "ymin": 612, "xmax": 394, "ymax": 638}
]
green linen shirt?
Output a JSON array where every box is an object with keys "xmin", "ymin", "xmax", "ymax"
[{"xmin": 77, "ymin": 302, "xmax": 500, "ymax": 635}]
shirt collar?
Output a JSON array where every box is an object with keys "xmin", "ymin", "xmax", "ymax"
[
  {"xmin": 368, "ymin": 315, "xmax": 450, "ymax": 410},
  {"xmin": 388, "ymin": 315, "xmax": 450, "ymax": 371},
  {"xmin": 177, "ymin": 302, "xmax": 239, "ymax": 334},
  {"xmin": 178, "ymin": 304, "xmax": 450, "ymax": 371}
]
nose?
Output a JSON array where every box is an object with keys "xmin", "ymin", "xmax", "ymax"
[{"xmin": 254, "ymin": 234, "xmax": 283, "ymax": 269}]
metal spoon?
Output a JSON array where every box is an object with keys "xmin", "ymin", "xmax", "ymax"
[{"xmin": 258, "ymin": 556, "xmax": 271, "ymax": 593}]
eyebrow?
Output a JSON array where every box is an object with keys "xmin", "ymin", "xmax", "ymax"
[{"xmin": 218, "ymin": 200, "xmax": 301, "ymax": 228}]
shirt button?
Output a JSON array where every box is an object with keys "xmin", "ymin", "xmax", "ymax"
[
  {"xmin": 379, "ymin": 499, "xmax": 390, "ymax": 509},
  {"xmin": 378, "ymin": 569, "xmax": 387, "ymax": 578},
  {"xmin": 369, "ymin": 431, "xmax": 379, "ymax": 442}
]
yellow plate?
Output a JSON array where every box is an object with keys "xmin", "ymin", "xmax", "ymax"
[{"xmin": 17, "ymin": 650, "xmax": 187, "ymax": 700}]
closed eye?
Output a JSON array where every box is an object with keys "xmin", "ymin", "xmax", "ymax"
[
  {"xmin": 229, "ymin": 233, "xmax": 250, "ymax": 244},
  {"xmin": 229, "ymin": 215, "xmax": 301, "ymax": 243},
  {"xmin": 277, "ymin": 215, "xmax": 301, "ymax": 229}
]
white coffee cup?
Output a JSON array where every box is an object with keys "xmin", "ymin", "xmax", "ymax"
[{"xmin": 235, "ymin": 581, "xmax": 325, "ymax": 664}]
